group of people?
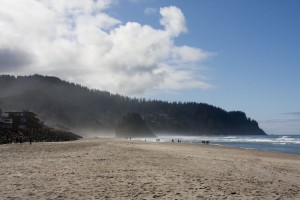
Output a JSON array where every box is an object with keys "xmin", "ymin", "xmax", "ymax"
[
  {"xmin": 9, "ymin": 135, "xmax": 33, "ymax": 145},
  {"xmin": 172, "ymin": 139, "xmax": 182, "ymax": 143},
  {"xmin": 13, "ymin": 136, "xmax": 24, "ymax": 144},
  {"xmin": 202, "ymin": 140, "xmax": 210, "ymax": 144},
  {"xmin": 124, "ymin": 137, "xmax": 211, "ymax": 145}
]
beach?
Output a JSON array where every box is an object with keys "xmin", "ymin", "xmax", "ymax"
[{"xmin": 0, "ymin": 139, "xmax": 300, "ymax": 199}]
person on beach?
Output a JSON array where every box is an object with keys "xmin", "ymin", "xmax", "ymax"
[{"xmin": 29, "ymin": 137, "xmax": 33, "ymax": 145}]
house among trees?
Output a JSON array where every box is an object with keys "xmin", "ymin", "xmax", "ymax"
[
  {"xmin": 0, "ymin": 108, "xmax": 13, "ymax": 129},
  {"xmin": 0, "ymin": 108, "xmax": 40, "ymax": 130},
  {"xmin": 0, "ymin": 107, "xmax": 81, "ymax": 144}
]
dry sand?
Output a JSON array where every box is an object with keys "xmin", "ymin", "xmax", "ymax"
[{"xmin": 0, "ymin": 138, "xmax": 300, "ymax": 200}]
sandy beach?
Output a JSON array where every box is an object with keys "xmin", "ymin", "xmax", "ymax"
[{"xmin": 0, "ymin": 139, "xmax": 300, "ymax": 200}]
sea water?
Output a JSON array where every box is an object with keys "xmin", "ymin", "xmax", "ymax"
[{"xmin": 135, "ymin": 135, "xmax": 300, "ymax": 154}]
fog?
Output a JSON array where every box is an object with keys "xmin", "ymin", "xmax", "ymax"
[{"xmin": 73, "ymin": 129, "xmax": 116, "ymax": 138}]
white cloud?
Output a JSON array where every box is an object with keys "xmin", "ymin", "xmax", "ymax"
[
  {"xmin": 144, "ymin": 7, "xmax": 157, "ymax": 15},
  {"xmin": 0, "ymin": 0, "xmax": 213, "ymax": 95},
  {"xmin": 128, "ymin": 0, "xmax": 151, "ymax": 3},
  {"xmin": 160, "ymin": 6, "xmax": 187, "ymax": 37}
]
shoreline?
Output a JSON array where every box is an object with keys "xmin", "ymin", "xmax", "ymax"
[
  {"xmin": 3, "ymin": 137, "xmax": 300, "ymax": 160},
  {"xmin": 1, "ymin": 138, "xmax": 300, "ymax": 199},
  {"xmin": 129, "ymin": 134, "xmax": 300, "ymax": 155},
  {"xmin": 130, "ymin": 138, "xmax": 300, "ymax": 158},
  {"xmin": 128, "ymin": 137, "xmax": 300, "ymax": 156}
]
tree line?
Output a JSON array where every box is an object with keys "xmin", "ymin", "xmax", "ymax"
[{"xmin": 0, "ymin": 75, "xmax": 266, "ymax": 135}]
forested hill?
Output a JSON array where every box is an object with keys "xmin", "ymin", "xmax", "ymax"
[{"xmin": 0, "ymin": 75, "xmax": 266, "ymax": 136}]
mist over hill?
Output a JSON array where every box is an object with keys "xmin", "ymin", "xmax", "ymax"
[{"xmin": 0, "ymin": 75, "xmax": 266, "ymax": 136}]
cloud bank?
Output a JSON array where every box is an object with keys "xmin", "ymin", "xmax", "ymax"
[{"xmin": 0, "ymin": 0, "xmax": 213, "ymax": 95}]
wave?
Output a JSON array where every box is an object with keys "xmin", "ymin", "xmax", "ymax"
[
  {"xmin": 133, "ymin": 135, "xmax": 300, "ymax": 154},
  {"xmin": 182, "ymin": 135, "xmax": 300, "ymax": 145}
]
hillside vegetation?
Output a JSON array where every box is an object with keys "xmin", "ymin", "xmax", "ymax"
[{"xmin": 0, "ymin": 75, "xmax": 266, "ymax": 136}]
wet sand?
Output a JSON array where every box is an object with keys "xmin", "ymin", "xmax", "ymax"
[{"xmin": 0, "ymin": 138, "xmax": 300, "ymax": 199}]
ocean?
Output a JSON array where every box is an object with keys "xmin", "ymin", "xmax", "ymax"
[{"xmin": 135, "ymin": 135, "xmax": 300, "ymax": 154}]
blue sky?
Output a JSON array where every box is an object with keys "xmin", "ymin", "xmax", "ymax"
[
  {"xmin": 0, "ymin": 0, "xmax": 299, "ymax": 134},
  {"xmin": 111, "ymin": 0, "xmax": 300, "ymax": 134}
]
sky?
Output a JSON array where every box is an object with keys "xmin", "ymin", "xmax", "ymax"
[{"xmin": 0, "ymin": 0, "xmax": 299, "ymax": 134}]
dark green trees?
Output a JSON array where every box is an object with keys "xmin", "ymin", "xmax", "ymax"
[
  {"xmin": 0, "ymin": 75, "xmax": 266, "ymax": 136},
  {"xmin": 116, "ymin": 113, "xmax": 155, "ymax": 138}
]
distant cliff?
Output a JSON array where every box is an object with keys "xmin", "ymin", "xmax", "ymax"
[{"xmin": 0, "ymin": 75, "xmax": 266, "ymax": 136}]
